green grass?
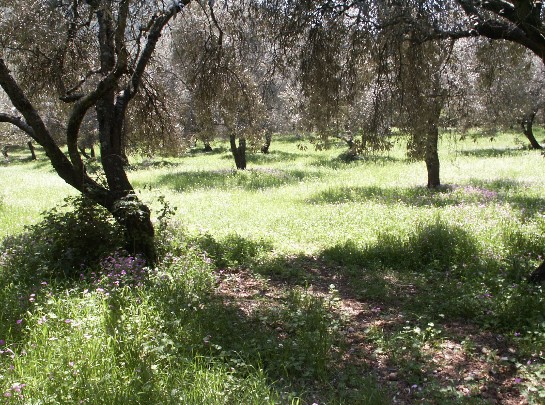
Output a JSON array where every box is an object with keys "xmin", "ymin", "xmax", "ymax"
[{"xmin": 1, "ymin": 132, "xmax": 545, "ymax": 403}]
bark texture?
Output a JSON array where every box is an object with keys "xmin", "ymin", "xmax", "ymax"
[
  {"xmin": 521, "ymin": 112, "xmax": 543, "ymax": 149},
  {"xmin": 230, "ymin": 135, "xmax": 247, "ymax": 170},
  {"xmin": 425, "ymin": 122, "xmax": 440, "ymax": 188}
]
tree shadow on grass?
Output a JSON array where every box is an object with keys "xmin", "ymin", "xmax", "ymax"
[
  {"xmin": 0, "ymin": 156, "xmax": 52, "ymax": 170},
  {"xmin": 458, "ymin": 147, "xmax": 528, "ymax": 158},
  {"xmin": 467, "ymin": 178, "xmax": 526, "ymax": 192},
  {"xmin": 256, "ymin": 219, "xmax": 483, "ymax": 313},
  {"xmin": 155, "ymin": 168, "xmax": 320, "ymax": 192},
  {"xmin": 245, "ymin": 149, "xmax": 307, "ymax": 164},
  {"xmin": 144, "ymin": 241, "xmax": 389, "ymax": 404},
  {"xmin": 243, "ymin": 221, "xmax": 539, "ymax": 403},
  {"xmin": 307, "ymin": 184, "xmax": 473, "ymax": 207},
  {"xmin": 310, "ymin": 153, "xmax": 401, "ymax": 170},
  {"xmin": 2, "ymin": 222, "xmax": 539, "ymax": 403},
  {"xmin": 127, "ymin": 159, "xmax": 181, "ymax": 171},
  {"xmin": 187, "ymin": 145, "xmax": 229, "ymax": 156},
  {"xmin": 307, "ymin": 181, "xmax": 545, "ymax": 214},
  {"xmin": 467, "ymin": 178, "xmax": 545, "ymax": 217}
]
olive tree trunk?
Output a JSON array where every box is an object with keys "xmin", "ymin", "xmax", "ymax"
[
  {"xmin": 424, "ymin": 97, "xmax": 442, "ymax": 189},
  {"xmin": 230, "ymin": 135, "xmax": 247, "ymax": 170},
  {"xmin": 203, "ymin": 141, "xmax": 213, "ymax": 152},
  {"xmin": 521, "ymin": 112, "xmax": 543, "ymax": 150},
  {"xmin": 261, "ymin": 131, "xmax": 272, "ymax": 153},
  {"xmin": 27, "ymin": 141, "xmax": 36, "ymax": 160},
  {"xmin": 425, "ymin": 123, "xmax": 440, "ymax": 188}
]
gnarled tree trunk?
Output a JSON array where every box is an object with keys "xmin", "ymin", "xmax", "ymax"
[
  {"xmin": 521, "ymin": 112, "xmax": 543, "ymax": 150},
  {"xmin": 230, "ymin": 135, "xmax": 247, "ymax": 170}
]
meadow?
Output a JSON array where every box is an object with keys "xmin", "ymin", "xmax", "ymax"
[{"xmin": 0, "ymin": 132, "xmax": 545, "ymax": 404}]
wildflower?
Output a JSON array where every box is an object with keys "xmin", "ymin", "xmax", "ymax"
[
  {"xmin": 0, "ymin": 339, "xmax": 5, "ymax": 345},
  {"xmin": 16, "ymin": 319, "xmax": 22, "ymax": 325},
  {"xmin": 515, "ymin": 377, "xmax": 522, "ymax": 383},
  {"xmin": 3, "ymin": 392, "xmax": 12, "ymax": 397},
  {"xmin": 64, "ymin": 319, "xmax": 72, "ymax": 324}
]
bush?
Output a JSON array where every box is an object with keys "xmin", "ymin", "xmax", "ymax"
[
  {"xmin": 321, "ymin": 217, "xmax": 479, "ymax": 272},
  {"xmin": 192, "ymin": 232, "xmax": 273, "ymax": 268},
  {"xmin": 1, "ymin": 196, "xmax": 125, "ymax": 280}
]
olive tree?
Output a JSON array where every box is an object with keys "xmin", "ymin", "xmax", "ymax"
[
  {"xmin": 470, "ymin": 40, "xmax": 545, "ymax": 149},
  {"xmin": 171, "ymin": 2, "xmax": 270, "ymax": 169},
  {"xmin": 0, "ymin": 0, "xmax": 189, "ymax": 261}
]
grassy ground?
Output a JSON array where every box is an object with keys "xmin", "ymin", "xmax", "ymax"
[{"xmin": 1, "ymin": 132, "xmax": 545, "ymax": 403}]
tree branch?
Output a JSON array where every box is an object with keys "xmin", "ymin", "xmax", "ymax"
[
  {"xmin": 0, "ymin": 58, "xmax": 107, "ymax": 200},
  {"xmin": 122, "ymin": 0, "xmax": 190, "ymax": 104},
  {"xmin": 0, "ymin": 113, "xmax": 35, "ymax": 137}
]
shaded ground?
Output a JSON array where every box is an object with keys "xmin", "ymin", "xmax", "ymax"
[{"xmin": 215, "ymin": 259, "xmax": 530, "ymax": 404}]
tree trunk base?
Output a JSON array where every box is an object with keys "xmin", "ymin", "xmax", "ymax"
[
  {"xmin": 521, "ymin": 112, "xmax": 543, "ymax": 150},
  {"xmin": 111, "ymin": 195, "xmax": 156, "ymax": 264},
  {"xmin": 261, "ymin": 132, "xmax": 272, "ymax": 154},
  {"xmin": 528, "ymin": 261, "xmax": 545, "ymax": 283}
]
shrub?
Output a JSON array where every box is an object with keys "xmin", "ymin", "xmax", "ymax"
[
  {"xmin": 1, "ymin": 196, "xmax": 124, "ymax": 280},
  {"xmin": 191, "ymin": 232, "xmax": 273, "ymax": 269}
]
